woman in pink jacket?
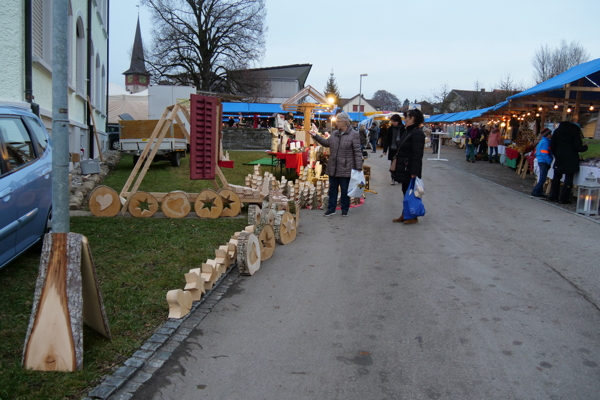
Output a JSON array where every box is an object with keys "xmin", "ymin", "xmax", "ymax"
[{"xmin": 487, "ymin": 124, "xmax": 502, "ymax": 163}]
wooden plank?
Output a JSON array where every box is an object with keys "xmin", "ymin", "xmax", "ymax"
[
  {"xmin": 87, "ymin": 97, "xmax": 104, "ymax": 162},
  {"xmin": 119, "ymin": 119, "xmax": 187, "ymax": 139}
]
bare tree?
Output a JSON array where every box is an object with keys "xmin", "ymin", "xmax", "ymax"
[
  {"xmin": 426, "ymin": 83, "xmax": 453, "ymax": 113},
  {"xmin": 372, "ymin": 90, "xmax": 400, "ymax": 111},
  {"xmin": 532, "ymin": 40, "xmax": 590, "ymax": 84},
  {"xmin": 227, "ymin": 69, "xmax": 272, "ymax": 102},
  {"xmin": 142, "ymin": 0, "xmax": 267, "ymax": 91}
]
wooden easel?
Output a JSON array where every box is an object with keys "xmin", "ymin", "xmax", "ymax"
[{"xmin": 118, "ymin": 103, "xmax": 242, "ymax": 214}]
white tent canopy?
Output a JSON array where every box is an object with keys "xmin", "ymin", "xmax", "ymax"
[{"xmin": 108, "ymin": 83, "xmax": 148, "ymax": 124}]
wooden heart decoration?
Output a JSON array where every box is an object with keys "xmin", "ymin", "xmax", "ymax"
[
  {"xmin": 96, "ymin": 194, "xmax": 114, "ymax": 211},
  {"xmin": 167, "ymin": 197, "xmax": 185, "ymax": 213}
]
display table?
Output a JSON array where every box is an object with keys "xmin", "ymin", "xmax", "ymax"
[
  {"xmin": 548, "ymin": 164, "xmax": 600, "ymax": 186},
  {"xmin": 427, "ymin": 132, "xmax": 449, "ymax": 161},
  {"xmin": 267, "ymin": 151, "xmax": 309, "ymax": 175}
]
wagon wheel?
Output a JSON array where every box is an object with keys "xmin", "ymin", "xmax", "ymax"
[
  {"xmin": 89, "ymin": 185, "xmax": 121, "ymax": 217},
  {"xmin": 237, "ymin": 231, "xmax": 261, "ymax": 276},
  {"xmin": 218, "ymin": 189, "xmax": 241, "ymax": 217},
  {"xmin": 258, "ymin": 224, "xmax": 276, "ymax": 261},
  {"xmin": 128, "ymin": 191, "xmax": 159, "ymax": 217},
  {"xmin": 195, "ymin": 189, "xmax": 223, "ymax": 219},
  {"xmin": 274, "ymin": 211, "xmax": 297, "ymax": 245},
  {"xmin": 162, "ymin": 191, "xmax": 191, "ymax": 218}
]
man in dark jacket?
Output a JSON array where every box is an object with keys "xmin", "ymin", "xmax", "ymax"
[
  {"xmin": 549, "ymin": 121, "xmax": 588, "ymax": 204},
  {"xmin": 310, "ymin": 112, "xmax": 363, "ymax": 217},
  {"xmin": 382, "ymin": 114, "xmax": 406, "ymax": 185}
]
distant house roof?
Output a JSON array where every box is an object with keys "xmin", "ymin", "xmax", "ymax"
[
  {"xmin": 123, "ymin": 17, "xmax": 150, "ymax": 76},
  {"xmin": 244, "ymin": 64, "xmax": 312, "ymax": 87},
  {"xmin": 339, "ymin": 94, "xmax": 381, "ymax": 110}
]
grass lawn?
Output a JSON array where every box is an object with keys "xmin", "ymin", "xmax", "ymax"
[
  {"xmin": 0, "ymin": 151, "xmax": 274, "ymax": 400},
  {"xmin": 583, "ymin": 138, "xmax": 600, "ymax": 158}
]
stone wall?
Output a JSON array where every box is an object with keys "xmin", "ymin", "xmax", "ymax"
[{"xmin": 222, "ymin": 128, "xmax": 272, "ymax": 150}]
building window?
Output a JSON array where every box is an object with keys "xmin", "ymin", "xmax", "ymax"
[
  {"xmin": 76, "ymin": 17, "xmax": 86, "ymax": 94},
  {"xmin": 352, "ymin": 105, "xmax": 357, "ymax": 112}
]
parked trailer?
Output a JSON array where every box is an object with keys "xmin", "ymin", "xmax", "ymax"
[{"xmin": 118, "ymin": 120, "xmax": 188, "ymax": 166}]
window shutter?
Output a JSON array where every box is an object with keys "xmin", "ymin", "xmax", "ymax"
[
  {"xmin": 190, "ymin": 95, "xmax": 219, "ymax": 180},
  {"xmin": 32, "ymin": 0, "xmax": 43, "ymax": 58}
]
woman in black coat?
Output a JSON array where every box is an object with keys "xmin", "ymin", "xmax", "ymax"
[
  {"xmin": 391, "ymin": 109, "xmax": 426, "ymax": 225},
  {"xmin": 549, "ymin": 121, "xmax": 588, "ymax": 204},
  {"xmin": 382, "ymin": 114, "xmax": 406, "ymax": 185}
]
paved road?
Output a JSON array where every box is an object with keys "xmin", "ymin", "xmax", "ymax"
[{"xmin": 128, "ymin": 149, "xmax": 600, "ymax": 400}]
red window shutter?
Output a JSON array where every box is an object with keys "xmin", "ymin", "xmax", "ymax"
[
  {"xmin": 352, "ymin": 105, "xmax": 357, "ymax": 112},
  {"xmin": 190, "ymin": 94, "xmax": 219, "ymax": 180}
]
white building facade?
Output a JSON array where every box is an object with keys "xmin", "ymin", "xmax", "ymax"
[{"xmin": 0, "ymin": 0, "xmax": 109, "ymax": 159}]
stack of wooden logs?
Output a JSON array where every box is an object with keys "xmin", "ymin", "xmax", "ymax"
[{"xmin": 165, "ymin": 194, "xmax": 299, "ymax": 319}]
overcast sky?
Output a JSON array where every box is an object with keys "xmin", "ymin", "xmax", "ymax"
[{"xmin": 109, "ymin": 0, "xmax": 600, "ymax": 103}]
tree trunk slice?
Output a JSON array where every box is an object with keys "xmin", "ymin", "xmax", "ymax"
[
  {"xmin": 89, "ymin": 186, "xmax": 121, "ymax": 217},
  {"xmin": 274, "ymin": 211, "xmax": 297, "ymax": 245},
  {"xmin": 218, "ymin": 189, "xmax": 241, "ymax": 217},
  {"xmin": 80, "ymin": 236, "xmax": 111, "ymax": 339},
  {"xmin": 128, "ymin": 191, "xmax": 159, "ymax": 218},
  {"xmin": 237, "ymin": 231, "xmax": 261, "ymax": 276},
  {"xmin": 166, "ymin": 289, "xmax": 192, "ymax": 319},
  {"xmin": 23, "ymin": 233, "xmax": 83, "ymax": 371},
  {"xmin": 162, "ymin": 191, "xmax": 191, "ymax": 218},
  {"xmin": 258, "ymin": 224, "xmax": 276, "ymax": 261},
  {"xmin": 248, "ymin": 204, "xmax": 261, "ymax": 226},
  {"xmin": 195, "ymin": 189, "xmax": 223, "ymax": 219}
]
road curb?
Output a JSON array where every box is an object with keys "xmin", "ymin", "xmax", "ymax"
[{"xmin": 83, "ymin": 265, "xmax": 241, "ymax": 400}]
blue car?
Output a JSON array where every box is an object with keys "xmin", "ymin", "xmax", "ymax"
[{"xmin": 0, "ymin": 105, "xmax": 52, "ymax": 269}]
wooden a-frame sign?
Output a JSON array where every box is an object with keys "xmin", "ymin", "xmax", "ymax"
[{"xmin": 22, "ymin": 233, "xmax": 111, "ymax": 372}]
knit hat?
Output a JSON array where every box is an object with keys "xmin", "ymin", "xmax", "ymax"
[{"xmin": 540, "ymin": 128, "xmax": 552, "ymax": 137}]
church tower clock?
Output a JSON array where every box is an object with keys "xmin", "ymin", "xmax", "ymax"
[{"xmin": 123, "ymin": 17, "xmax": 151, "ymax": 94}]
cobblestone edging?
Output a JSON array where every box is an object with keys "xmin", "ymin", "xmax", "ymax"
[{"xmin": 82, "ymin": 267, "xmax": 241, "ymax": 400}]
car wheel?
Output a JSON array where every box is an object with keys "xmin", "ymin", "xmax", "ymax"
[
  {"xmin": 171, "ymin": 152, "xmax": 181, "ymax": 167},
  {"xmin": 112, "ymin": 140, "xmax": 120, "ymax": 150}
]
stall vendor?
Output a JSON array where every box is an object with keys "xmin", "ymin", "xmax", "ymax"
[{"xmin": 283, "ymin": 114, "xmax": 296, "ymax": 147}]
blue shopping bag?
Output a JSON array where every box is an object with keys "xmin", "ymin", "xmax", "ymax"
[{"xmin": 403, "ymin": 178, "xmax": 426, "ymax": 219}]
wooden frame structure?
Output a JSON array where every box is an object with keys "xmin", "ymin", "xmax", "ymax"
[{"xmin": 281, "ymin": 86, "xmax": 334, "ymax": 144}]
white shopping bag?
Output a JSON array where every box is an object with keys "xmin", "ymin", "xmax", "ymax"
[{"xmin": 348, "ymin": 169, "xmax": 366, "ymax": 198}]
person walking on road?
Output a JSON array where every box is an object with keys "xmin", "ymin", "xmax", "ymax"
[
  {"xmin": 465, "ymin": 123, "xmax": 480, "ymax": 163},
  {"xmin": 382, "ymin": 114, "xmax": 406, "ymax": 185},
  {"xmin": 531, "ymin": 128, "xmax": 553, "ymax": 198},
  {"xmin": 549, "ymin": 121, "xmax": 588, "ymax": 204},
  {"xmin": 369, "ymin": 123, "xmax": 379, "ymax": 153},
  {"xmin": 487, "ymin": 124, "xmax": 502, "ymax": 163},
  {"xmin": 310, "ymin": 112, "xmax": 363, "ymax": 217},
  {"xmin": 391, "ymin": 109, "xmax": 426, "ymax": 225}
]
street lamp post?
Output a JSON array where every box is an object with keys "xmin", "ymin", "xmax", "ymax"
[{"xmin": 358, "ymin": 73, "xmax": 368, "ymax": 125}]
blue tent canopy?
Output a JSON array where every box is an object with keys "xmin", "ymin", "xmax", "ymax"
[{"xmin": 507, "ymin": 57, "xmax": 600, "ymax": 102}]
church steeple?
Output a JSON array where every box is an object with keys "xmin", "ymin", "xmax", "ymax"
[{"xmin": 123, "ymin": 17, "xmax": 150, "ymax": 93}]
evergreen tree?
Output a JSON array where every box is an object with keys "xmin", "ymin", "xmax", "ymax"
[
  {"xmin": 324, "ymin": 70, "xmax": 341, "ymax": 106},
  {"xmin": 403, "ymin": 98, "xmax": 410, "ymax": 107}
]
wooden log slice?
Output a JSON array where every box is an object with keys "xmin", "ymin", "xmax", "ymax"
[
  {"xmin": 128, "ymin": 191, "xmax": 159, "ymax": 218},
  {"xmin": 89, "ymin": 186, "xmax": 121, "ymax": 217},
  {"xmin": 274, "ymin": 211, "xmax": 297, "ymax": 245},
  {"xmin": 218, "ymin": 189, "xmax": 242, "ymax": 217},
  {"xmin": 258, "ymin": 224, "xmax": 276, "ymax": 261},
  {"xmin": 237, "ymin": 231, "xmax": 261, "ymax": 276},
  {"xmin": 162, "ymin": 191, "xmax": 191, "ymax": 218},
  {"xmin": 248, "ymin": 204, "xmax": 262, "ymax": 226},
  {"xmin": 195, "ymin": 189, "xmax": 223, "ymax": 219}
]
